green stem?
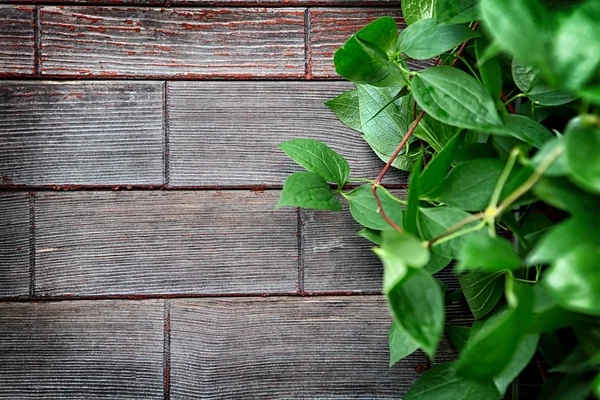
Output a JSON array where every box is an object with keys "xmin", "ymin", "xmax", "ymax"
[
  {"xmin": 347, "ymin": 178, "xmax": 375, "ymax": 184},
  {"xmin": 489, "ymin": 147, "xmax": 520, "ymax": 208},
  {"xmin": 503, "ymin": 93, "xmax": 526, "ymax": 106},
  {"xmin": 453, "ymin": 55, "xmax": 482, "ymax": 84},
  {"xmin": 430, "ymin": 221, "xmax": 486, "ymax": 248}
]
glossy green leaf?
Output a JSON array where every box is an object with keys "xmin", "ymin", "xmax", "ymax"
[
  {"xmin": 404, "ymin": 158, "xmax": 422, "ymax": 234},
  {"xmin": 413, "ymin": 114, "xmax": 458, "ymax": 153},
  {"xmin": 436, "ymin": 0, "xmax": 480, "ymax": 24},
  {"xmin": 277, "ymin": 172, "xmax": 342, "ymax": 211},
  {"xmin": 389, "ymin": 321, "xmax": 419, "ymax": 367},
  {"xmin": 446, "ymin": 326, "xmax": 470, "ymax": 354},
  {"xmin": 424, "ymin": 252, "xmax": 452, "ymax": 274},
  {"xmin": 511, "ymin": 58, "xmax": 540, "ymax": 93},
  {"xmin": 346, "ymin": 185, "xmax": 404, "ymax": 231},
  {"xmin": 544, "ymin": 244, "xmax": 600, "ymax": 316},
  {"xmin": 420, "ymin": 133, "xmax": 462, "ymax": 197},
  {"xmin": 488, "ymin": 114, "xmax": 554, "ymax": 149},
  {"xmin": 528, "ymin": 84, "xmax": 578, "ymax": 106},
  {"xmin": 456, "ymin": 283, "xmax": 535, "ymax": 380},
  {"xmin": 324, "ymin": 89, "xmax": 363, "ymax": 132},
  {"xmin": 493, "ymin": 334, "xmax": 539, "ymax": 395},
  {"xmin": 436, "ymin": 158, "xmax": 505, "ymax": 211},
  {"xmin": 457, "ymin": 235, "xmax": 521, "ymax": 273},
  {"xmin": 398, "ymin": 18, "xmax": 479, "ymax": 60},
  {"xmin": 511, "ymin": 59, "xmax": 576, "ymax": 106},
  {"xmin": 404, "ymin": 362, "xmax": 501, "ymax": 400},
  {"xmin": 412, "ymin": 66, "xmax": 502, "ymax": 130},
  {"xmin": 402, "ymin": 0, "xmax": 436, "ymax": 25},
  {"xmin": 459, "ymin": 270, "xmax": 505, "ymax": 319},
  {"xmin": 565, "ymin": 124, "xmax": 600, "ymax": 194},
  {"xmin": 356, "ymin": 227, "xmax": 382, "ymax": 245},
  {"xmin": 387, "ymin": 268, "xmax": 445, "ymax": 358},
  {"xmin": 278, "ymin": 139, "xmax": 350, "ymax": 186}
]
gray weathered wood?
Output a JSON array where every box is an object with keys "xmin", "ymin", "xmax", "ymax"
[
  {"xmin": 167, "ymin": 81, "xmax": 408, "ymax": 186},
  {"xmin": 308, "ymin": 8, "xmax": 432, "ymax": 78},
  {"xmin": 4, "ymin": 0, "xmax": 399, "ymax": 5},
  {"xmin": 34, "ymin": 190, "xmax": 298, "ymax": 296},
  {"xmin": 0, "ymin": 192, "xmax": 30, "ymax": 297},
  {"xmin": 40, "ymin": 7, "xmax": 305, "ymax": 78},
  {"xmin": 0, "ymin": 299, "xmax": 164, "ymax": 399},
  {"xmin": 170, "ymin": 296, "xmax": 427, "ymax": 399},
  {"xmin": 0, "ymin": 81, "xmax": 164, "ymax": 186},
  {"xmin": 0, "ymin": 6, "xmax": 35, "ymax": 76}
]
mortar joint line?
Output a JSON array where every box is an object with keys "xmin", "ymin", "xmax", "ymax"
[
  {"xmin": 304, "ymin": 8, "xmax": 312, "ymax": 80},
  {"xmin": 34, "ymin": 6, "xmax": 42, "ymax": 77}
]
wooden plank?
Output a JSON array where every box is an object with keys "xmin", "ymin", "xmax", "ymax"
[
  {"xmin": 0, "ymin": 6, "xmax": 35, "ymax": 77},
  {"xmin": 0, "ymin": 81, "xmax": 164, "ymax": 186},
  {"xmin": 170, "ymin": 296, "xmax": 427, "ymax": 398},
  {"xmin": 167, "ymin": 81, "xmax": 407, "ymax": 186},
  {"xmin": 4, "ymin": 0, "xmax": 400, "ymax": 5},
  {"xmin": 0, "ymin": 299, "xmax": 164, "ymax": 399},
  {"xmin": 39, "ymin": 6, "xmax": 305, "ymax": 78},
  {"xmin": 308, "ymin": 8, "xmax": 432, "ymax": 79},
  {"xmin": 0, "ymin": 192, "xmax": 30, "ymax": 298},
  {"xmin": 34, "ymin": 190, "xmax": 298, "ymax": 296}
]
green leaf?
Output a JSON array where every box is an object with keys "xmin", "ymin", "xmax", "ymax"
[
  {"xmin": 356, "ymin": 227, "xmax": 382, "ymax": 245},
  {"xmin": 412, "ymin": 66, "xmax": 502, "ymax": 130},
  {"xmin": 511, "ymin": 59, "xmax": 577, "ymax": 106},
  {"xmin": 436, "ymin": 0, "xmax": 481, "ymax": 24},
  {"xmin": 334, "ymin": 17, "xmax": 403, "ymax": 85},
  {"xmin": 529, "ymin": 84, "xmax": 578, "ymax": 106},
  {"xmin": 387, "ymin": 268, "xmax": 445, "ymax": 358},
  {"xmin": 346, "ymin": 185, "xmax": 404, "ymax": 231},
  {"xmin": 404, "ymin": 362, "xmax": 501, "ymax": 400},
  {"xmin": 325, "ymin": 89, "xmax": 363, "ymax": 133},
  {"xmin": 475, "ymin": 37, "xmax": 502, "ymax": 102},
  {"xmin": 380, "ymin": 230, "xmax": 430, "ymax": 268},
  {"xmin": 539, "ymin": 372, "xmax": 597, "ymax": 400},
  {"xmin": 404, "ymin": 157, "xmax": 422, "ymax": 235},
  {"xmin": 418, "ymin": 206, "xmax": 483, "ymax": 258},
  {"xmin": 398, "ymin": 18, "xmax": 479, "ymax": 60},
  {"xmin": 374, "ymin": 246, "xmax": 409, "ymax": 295},
  {"xmin": 457, "ymin": 235, "xmax": 521, "ymax": 273},
  {"xmin": 565, "ymin": 124, "xmax": 600, "ymax": 194},
  {"xmin": 551, "ymin": 345, "xmax": 600, "ymax": 374},
  {"xmin": 420, "ymin": 133, "xmax": 462, "ymax": 197},
  {"xmin": 278, "ymin": 139, "xmax": 350, "ymax": 186},
  {"xmin": 529, "ymin": 284, "xmax": 585, "ymax": 333},
  {"xmin": 402, "ymin": 0, "xmax": 436, "ymax": 25},
  {"xmin": 459, "ymin": 270, "xmax": 504, "ymax": 319},
  {"xmin": 493, "ymin": 334, "xmax": 539, "ymax": 395},
  {"xmin": 544, "ymin": 243, "xmax": 600, "ymax": 316},
  {"xmin": 511, "ymin": 58, "xmax": 540, "ymax": 93},
  {"xmin": 534, "ymin": 177, "xmax": 598, "ymax": 219},
  {"xmin": 424, "ymin": 252, "xmax": 452, "ymax": 274},
  {"xmin": 530, "ymin": 137, "xmax": 568, "ymax": 177},
  {"xmin": 446, "ymin": 325, "xmax": 471, "ymax": 354},
  {"xmin": 277, "ymin": 172, "xmax": 342, "ymax": 211},
  {"xmin": 389, "ymin": 321, "xmax": 420, "ymax": 367},
  {"xmin": 488, "ymin": 114, "xmax": 554, "ymax": 149},
  {"xmin": 413, "ymin": 113, "xmax": 458, "ymax": 153},
  {"xmin": 456, "ymin": 282, "xmax": 535, "ymax": 380},
  {"xmin": 436, "ymin": 158, "xmax": 505, "ymax": 211}
]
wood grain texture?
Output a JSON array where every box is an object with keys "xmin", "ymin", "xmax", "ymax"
[
  {"xmin": 39, "ymin": 7, "xmax": 305, "ymax": 78},
  {"xmin": 167, "ymin": 81, "xmax": 407, "ymax": 186},
  {"xmin": 0, "ymin": 6, "xmax": 35, "ymax": 76},
  {"xmin": 0, "ymin": 192, "xmax": 30, "ymax": 298},
  {"xmin": 34, "ymin": 190, "xmax": 298, "ymax": 296},
  {"xmin": 170, "ymin": 296, "xmax": 427, "ymax": 399},
  {"xmin": 3, "ymin": 0, "xmax": 399, "ymax": 5},
  {"xmin": 0, "ymin": 81, "xmax": 164, "ymax": 186},
  {"xmin": 302, "ymin": 190, "xmax": 405, "ymax": 293},
  {"xmin": 308, "ymin": 8, "xmax": 433, "ymax": 78},
  {"xmin": 0, "ymin": 299, "xmax": 164, "ymax": 399}
]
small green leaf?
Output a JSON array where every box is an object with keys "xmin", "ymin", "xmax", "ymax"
[
  {"xmin": 404, "ymin": 362, "xmax": 501, "ymax": 400},
  {"xmin": 457, "ymin": 235, "xmax": 521, "ymax": 273},
  {"xmin": 389, "ymin": 321, "xmax": 419, "ymax": 367},
  {"xmin": 356, "ymin": 228, "xmax": 382, "ymax": 245},
  {"xmin": 459, "ymin": 270, "xmax": 505, "ymax": 319},
  {"xmin": 511, "ymin": 58, "xmax": 540, "ymax": 93},
  {"xmin": 278, "ymin": 139, "xmax": 350, "ymax": 186},
  {"xmin": 402, "ymin": 0, "xmax": 436, "ymax": 25},
  {"xmin": 446, "ymin": 325, "xmax": 470, "ymax": 354},
  {"xmin": 387, "ymin": 268, "xmax": 445, "ymax": 358},
  {"xmin": 436, "ymin": 0, "xmax": 480, "ymax": 24},
  {"xmin": 436, "ymin": 158, "xmax": 505, "ymax": 211},
  {"xmin": 277, "ymin": 172, "xmax": 342, "ymax": 211},
  {"xmin": 488, "ymin": 114, "xmax": 554, "ymax": 149},
  {"xmin": 565, "ymin": 124, "xmax": 600, "ymax": 194},
  {"xmin": 544, "ymin": 244, "xmax": 600, "ymax": 316},
  {"xmin": 325, "ymin": 89, "xmax": 363, "ymax": 133},
  {"xmin": 346, "ymin": 185, "xmax": 403, "ymax": 231},
  {"xmin": 398, "ymin": 18, "xmax": 479, "ymax": 60},
  {"xmin": 380, "ymin": 230, "xmax": 430, "ymax": 268},
  {"xmin": 493, "ymin": 334, "xmax": 539, "ymax": 395},
  {"xmin": 412, "ymin": 66, "xmax": 502, "ymax": 130},
  {"xmin": 420, "ymin": 133, "xmax": 462, "ymax": 197}
]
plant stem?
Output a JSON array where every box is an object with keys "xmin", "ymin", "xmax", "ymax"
[
  {"xmin": 428, "ymin": 217, "xmax": 485, "ymax": 248},
  {"xmin": 489, "ymin": 147, "xmax": 521, "ymax": 208}
]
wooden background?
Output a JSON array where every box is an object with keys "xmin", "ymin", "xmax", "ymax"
[{"xmin": 0, "ymin": 2, "xmax": 461, "ymax": 398}]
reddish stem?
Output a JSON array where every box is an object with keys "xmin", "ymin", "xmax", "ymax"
[
  {"xmin": 534, "ymin": 354, "xmax": 546, "ymax": 382},
  {"xmin": 501, "ymin": 92, "xmax": 516, "ymax": 114}
]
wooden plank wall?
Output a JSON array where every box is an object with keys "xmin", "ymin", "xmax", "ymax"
[{"xmin": 0, "ymin": 2, "xmax": 458, "ymax": 398}]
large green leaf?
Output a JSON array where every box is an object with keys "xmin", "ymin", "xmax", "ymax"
[
  {"xmin": 488, "ymin": 114, "xmax": 554, "ymax": 149},
  {"xmin": 565, "ymin": 124, "xmax": 600, "ymax": 194},
  {"xmin": 420, "ymin": 133, "xmax": 461, "ymax": 197},
  {"xmin": 278, "ymin": 139, "xmax": 350, "ymax": 186},
  {"xmin": 277, "ymin": 172, "xmax": 342, "ymax": 211},
  {"xmin": 436, "ymin": 158, "xmax": 505, "ymax": 211},
  {"xmin": 493, "ymin": 334, "xmax": 539, "ymax": 395},
  {"xmin": 456, "ymin": 283, "xmax": 535, "ymax": 380},
  {"xmin": 402, "ymin": 0, "xmax": 436, "ymax": 25},
  {"xmin": 459, "ymin": 270, "xmax": 505, "ymax": 319},
  {"xmin": 334, "ymin": 17, "xmax": 403, "ymax": 86},
  {"xmin": 389, "ymin": 321, "xmax": 419, "ymax": 367},
  {"xmin": 398, "ymin": 18, "xmax": 479, "ymax": 60},
  {"xmin": 436, "ymin": 0, "xmax": 480, "ymax": 24},
  {"xmin": 346, "ymin": 185, "xmax": 404, "ymax": 231},
  {"xmin": 544, "ymin": 244, "xmax": 600, "ymax": 316},
  {"xmin": 387, "ymin": 268, "xmax": 445, "ymax": 358},
  {"xmin": 412, "ymin": 66, "xmax": 502, "ymax": 130},
  {"xmin": 404, "ymin": 362, "xmax": 501, "ymax": 400},
  {"xmin": 457, "ymin": 235, "xmax": 521, "ymax": 273},
  {"xmin": 324, "ymin": 89, "xmax": 362, "ymax": 133}
]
